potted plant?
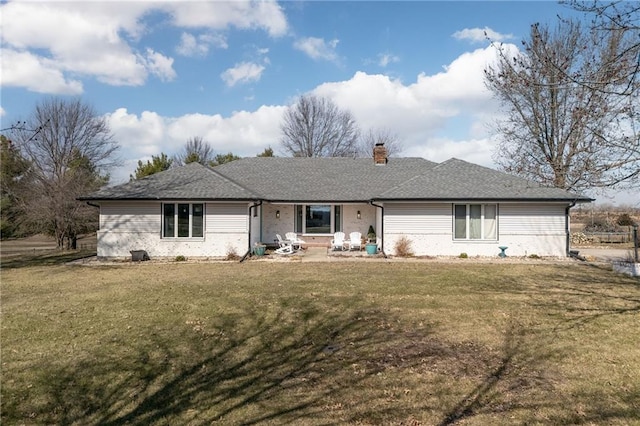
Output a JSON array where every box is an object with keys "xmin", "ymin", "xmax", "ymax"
[
  {"xmin": 365, "ymin": 225, "xmax": 377, "ymax": 254},
  {"xmin": 367, "ymin": 225, "xmax": 376, "ymax": 243},
  {"xmin": 253, "ymin": 242, "xmax": 267, "ymax": 256}
]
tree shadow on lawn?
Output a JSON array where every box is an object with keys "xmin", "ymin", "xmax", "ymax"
[
  {"xmin": 13, "ymin": 301, "xmax": 404, "ymax": 425},
  {"xmin": 0, "ymin": 249, "xmax": 96, "ymax": 269},
  {"xmin": 437, "ymin": 323, "xmax": 557, "ymax": 425},
  {"xmin": 4, "ymin": 300, "xmax": 579, "ymax": 425},
  {"xmin": 523, "ymin": 265, "xmax": 639, "ymax": 331},
  {"xmin": 471, "ymin": 264, "xmax": 639, "ymax": 331},
  {"xmin": 436, "ymin": 319, "xmax": 640, "ymax": 425}
]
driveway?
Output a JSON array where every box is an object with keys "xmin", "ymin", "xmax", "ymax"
[{"xmin": 575, "ymin": 247, "xmax": 637, "ymax": 262}]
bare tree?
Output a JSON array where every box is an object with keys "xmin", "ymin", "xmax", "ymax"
[
  {"xmin": 174, "ymin": 136, "xmax": 215, "ymax": 166},
  {"xmin": 485, "ymin": 20, "xmax": 639, "ymax": 192},
  {"xmin": 358, "ymin": 128, "xmax": 403, "ymax": 158},
  {"xmin": 563, "ymin": 1, "xmax": 639, "ymax": 97},
  {"xmin": 10, "ymin": 97, "xmax": 118, "ymax": 248},
  {"xmin": 280, "ymin": 95, "xmax": 360, "ymax": 157}
]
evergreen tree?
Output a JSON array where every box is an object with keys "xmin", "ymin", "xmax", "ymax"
[{"xmin": 130, "ymin": 153, "xmax": 172, "ymax": 180}]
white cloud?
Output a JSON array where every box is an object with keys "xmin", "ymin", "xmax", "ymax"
[
  {"xmin": 104, "ymin": 44, "xmax": 510, "ymax": 185},
  {"xmin": 105, "ymin": 108, "xmax": 167, "ymax": 158},
  {"xmin": 0, "ymin": 48, "xmax": 84, "ymax": 94},
  {"xmin": 378, "ymin": 53, "xmax": 400, "ymax": 67},
  {"xmin": 311, "ymin": 45, "xmax": 506, "ymax": 157},
  {"xmin": 0, "ymin": 2, "xmax": 151, "ymax": 89},
  {"xmin": 221, "ymin": 62, "xmax": 265, "ymax": 87},
  {"xmin": 452, "ymin": 27, "xmax": 514, "ymax": 44},
  {"xmin": 0, "ymin": 107, "xmax": 5, "ymax": 117},
  {"xmin": 294, "ymin": 37, "xmax": 340, "ymax": 62},
  {"xmin": 104, "ymin": 105, "xmax": 286, "ymax": 184},
  {"xmin": 0, "ymin": 0, "xmax": 286, "ymax": 93},
  {"xmin": 176, "ymin": 32, "xmax": 228, "ymax": 57},
  {"xmin": 313, "ymin": 46, "xmax": 500, "ymax": 139},
  {"xmin": 141, "ymin": 49, "xmax": 177, "ymax": 82},
  {"xmin": 166, "ymin": 0, "xmax": 288, "ymax": 37}
]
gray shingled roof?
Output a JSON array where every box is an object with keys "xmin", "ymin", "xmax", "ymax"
[
  {"xmin": 81, "ymin": 156, "xmax": 591, "ymax": 202},
  {"xmin": 80, "ymin": 162, "xmax": 259, "ymax": 200},
  {"xmin": 212, "ymin": 157, "xmax": 437, "ymax": 202},
  {"xmin": 378, "ymin": 158, "xmax": 591, "ymax": 201}
]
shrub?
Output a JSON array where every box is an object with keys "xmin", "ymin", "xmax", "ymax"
[
  {"xmin": 617, "ymin": 213, "xmax": 636, "ymax": 227},
  {"xmin": 394, "ymin": 236, "xmax": 414, "ymax": 257},
  {"xmin": 528, "ymin": 254, "xmax": 541, "ymax": 259},
  {"xmin": 175, "ymin": 255, "xmax": 186, "ymax": 262},
  {"xmin": 459, "ymin": 253, "xmax": 468, "ymax": 259},
  {"xmin": 584, "ymin": 218, "xmax": 620, "ymax": 233},
  {"xmin": 225, "ymin": 246, "xmax": 240, "ymax": 261}
]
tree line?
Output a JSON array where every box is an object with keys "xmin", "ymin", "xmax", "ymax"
[
  {"xmin": 0, "ymin": 95, "xmax": 400, "ymax": 245},
  {"xmin": 131, "ymin": 96, "xmax": 402, "ymax": 180},
  {"xmin": 1, "ymin": 1, "xmax": 637, "ymax": 246}
]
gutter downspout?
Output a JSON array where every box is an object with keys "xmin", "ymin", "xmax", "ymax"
[
  {"xmin": 565, "ymin": 199, "xmax": 577, "ymax": 257},
  {"xmin": 241, "ymin": 200, "xmax": 262, "ymax": 262},
  {"xmin": 369, "ymin": 200, "xmax": 387, "ymax": 258}
]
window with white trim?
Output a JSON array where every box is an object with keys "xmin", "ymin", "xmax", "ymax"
[
  {"xmin": 295, "ymin": 204, "xmax": 342, "ymax": 234},
  {"xmin": 454, "ymin": 204, "xmax": 497, "ymax": 240},
  {"xmin": 163, "ymin": 203, "xmax": 204, "ymax": 238}
]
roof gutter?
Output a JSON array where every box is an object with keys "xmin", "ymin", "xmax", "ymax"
[
  {"xmin": 369, "ymin": 200, "xmax": 387, "ymax": 258},
  {"xmin": 241, "ymin": 200, "xmax": 262, "ymax": 262},
  {"xmin": 565, "ymin": 199, "xmax": 577, "ymax": 257}
]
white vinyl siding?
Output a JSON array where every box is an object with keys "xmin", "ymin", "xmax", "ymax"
[
  {"xmin": 383, "ymin": 201, "xmax": 568, "ymax": 257},
  {"xmin": 97, "ymin": 201, "xmax": 250, "ymax": 258},
  {"xmin": 385, "ymin": 203, "xmax": 450, "ymax": 233},
  {"xmin": 207, "ymin": 203, "xmax": 248, "ymax": 233},
  {"xmin": 499, "ymin": 203, "xmax": 565, "ymax": 235},
  {"xmin": 99, "ymin": 202, "xmax": 159, "ymax": 232}
]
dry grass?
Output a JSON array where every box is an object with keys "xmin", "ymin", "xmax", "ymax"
[{"xmin": 2, "ymin": 257, "xmax": 639, "ymax": 425}]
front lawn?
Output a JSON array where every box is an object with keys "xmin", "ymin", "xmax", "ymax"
[{"xmin": 1, "ymin": 260, "xmax": 639, "ymax": 425}]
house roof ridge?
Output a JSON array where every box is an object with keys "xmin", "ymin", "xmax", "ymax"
[
  {"xmin": 200, "ymin": 162, "xmax": 264, "ymax": 199},
  {"xmin": 433, "ymin": 158, "xmax": 553, "ymax": 189},
  {"xmin": 373, "ymin": 158, "xmax": 441, "ymax": 199}
]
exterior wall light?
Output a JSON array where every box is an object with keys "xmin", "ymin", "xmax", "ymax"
[
  {"xmin": 276, "ymin": 210, "xmax": 280, "ymax": 219},
  {"xmin": 357, "ymin": 210, "xmax": 361, "ymax": 219}
]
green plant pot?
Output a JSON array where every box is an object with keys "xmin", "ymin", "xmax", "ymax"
[
  {"xmin": 365, "ymin": 243, "xmax": 377, "ymax": 255},
  {"xmin": 253, "ymin": 245, "xmax": 266, "ymax": 256}
]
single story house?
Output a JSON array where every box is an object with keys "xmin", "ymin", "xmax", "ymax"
[{"xmin": 80, "ymin": 144, "xmax": 592, "ymax": 259}]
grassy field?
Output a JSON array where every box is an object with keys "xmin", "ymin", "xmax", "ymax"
[{"xmin": 2, "ymin": 257, "xmax": 639, "ymax": 425}]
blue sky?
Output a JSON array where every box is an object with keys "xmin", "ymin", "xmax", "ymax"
[{"xmin": 0, "ymin": 1, "xmax": 636, "ymax": 205}]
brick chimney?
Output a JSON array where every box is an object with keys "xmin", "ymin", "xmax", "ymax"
[{"xmin": 373, "ymin": 142, "xmax": 387, "ymax": 165}]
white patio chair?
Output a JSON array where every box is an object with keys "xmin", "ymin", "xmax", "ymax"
[
  {"xmin": 285, "ymin": 232, "xmax": 305, "ymax": 250},
  {"xmin": 331, "ymin": 232, "xmax": 346, "ymax": 251},
  {"xmin": 274, "ymin": 234, "xmax": 295, "ymax": 254},
  {"xmin": 348, "ymin": 231, "xmax": 362, "ymax": 251}
]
